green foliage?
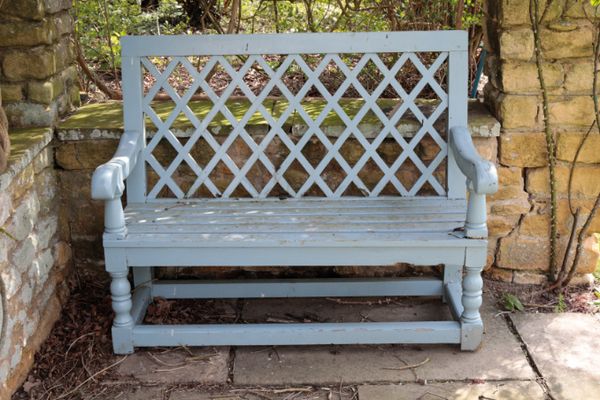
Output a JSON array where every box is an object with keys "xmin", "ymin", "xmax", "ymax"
[
  {"xmin": 503, "ymin": 293, "xmax": 524, "ymax": 312},
  {"xmin": 554, "ymin": 293, "xmax": 567, "ymax": 313},
  {"xmin": 592, "ymin": 0, "xmax": 600, "ymax": 7},
  {"xmin": 74, "ymin": 0, "xmax": 189, "ymax": 69}
]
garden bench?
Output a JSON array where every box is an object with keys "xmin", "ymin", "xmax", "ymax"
[{"xmin": 91, "ymin": 31, "xmax": 498, "ymax": 354}]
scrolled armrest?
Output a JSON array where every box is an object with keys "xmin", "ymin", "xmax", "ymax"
[
  {"xmin": 449, "ymin": 126, "xmax": 498, "ymax": 195},
  {"xmin": 91, "ymin": 130, "xmax": 142, "ymax": 200}
]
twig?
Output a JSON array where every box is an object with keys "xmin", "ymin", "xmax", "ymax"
[
  {"xmin": 382, "ymin": 357, "xmax": 430, "ymax": 371},
  {"xmin": 64, "ymin": 332, "xmax": 95, "ymax": 359},
  {"xmin": 55, "ymin": 355, "xmax": 128, "ymax": 399},
  {"xmin": 229, "ymin": 387, "xmax": 314, "ymax": 393}
]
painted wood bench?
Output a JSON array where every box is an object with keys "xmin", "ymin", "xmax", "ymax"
[{"xmin": 91, "ymin": 31, "xmax": 498, "ymax": 354}]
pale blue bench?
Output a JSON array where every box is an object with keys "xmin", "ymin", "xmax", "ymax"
[{"xmin": 91, "ymin": 31, "xmax": 498, "ymax": 354}]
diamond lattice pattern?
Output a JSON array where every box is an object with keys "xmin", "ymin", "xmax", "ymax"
[{"xmin": 140, "ymin": 51, "xmax": 449, "ymax": 199}]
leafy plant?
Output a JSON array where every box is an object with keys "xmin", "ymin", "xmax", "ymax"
[
  {"xmin": 554, "ymin": 293, "xmax": 567, "ymax": 313},
  {"xmin": 503, "ymin": 293, "xmax": 524, "ymax": 312}
]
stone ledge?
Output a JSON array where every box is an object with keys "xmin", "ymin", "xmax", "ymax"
[
  {"xmin": 0, "ymin": 127, "xmax": 52, "ymax": 191},
  {"xmin": 57, "ymin": 99, "xmax": 500, "ymax": 141}
]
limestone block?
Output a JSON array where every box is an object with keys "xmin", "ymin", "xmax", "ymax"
[
  {"xmin": 527, "ymin": 164, "xmax": 600, "ymax": 198},
  {"xmin": 564, "ymin": 1, "xmax": 598, "ymax": 18},
  {"xmin": 519, "ymin": 212, "xmax": 550, "ymax": 236},
  {"xmin": 11, "ymin": 235, "xmax": 37, "ymax": 271},
  {"xmin": 0, "ymin": 263, "xmax": 22, "ymax": 299},
  {"xmin": 581, "ymin": 235, "xmax": 600, "ymax": 274},
  {"xmin": 499, "ymin": 131, "xmax": 547, "ymax": 167},
  {"xmin": 3, "ymin": 102, "xmax": 57, "ymax": 128},
  {"xmin": 2, "ymin": 48, "xmax": 57, "ymax": 81},
  {"xmin": 490, "ymin": 166, "xmax": 527, "ymax": 200},
  {"xmin": 557, "ymin": 132, "xmax": 600, "ymax": 163},
  {"xmin": 485, "ymin": 267, "xmax": 513, "ymax": 282},
  {"xmin": 564, "ymin": 62, "xmax": 595, "ymax": 93},
  {"xmin": 489, "ymin": 167, "xmax": 531, "ymax": 217},
  {"xmin": 53, "ymin": 10, "xmax": 73, "ymax": 37},
  {"xmin": 36, "ymin": 215, "xmax": 58, "ymax": 249},
  {"xmin": 490, "ymin": 199, "xmax": 531, "ymax": 216},
  {"xmin": 36, "ymin": 169, "xmax": 57, "ymax": 215},
  {"xmin": 5, "ymin": 192, "xmax": 40, "ymax": 241},
  {"xmin": 0, "ymin": 190, "xmax": 11, "ymax": 226},
  {"xmin": 513, "ymin": 271, "xmax": 548, "ymax": 285},
  {"xmin": 523, "ymin": 198, "xmax": 600, "ymax": 236},
  {"xmin": 499, "ymin": 95, "xmax": 538, "ymax": 129},
  {"xmin": 45, "ymin": 0, "xmax": 72, "ymax": 14},
  {"xmin": 500, "ymin": 29, "xmax": 534, "ymax": 61},
  {"xmin": 548, "ymin": 96, "xmax": 594, "ymax": 126},
  {"xmin": 32, "ymin": 248, "xmax": 54, "ymax": 285},
  {"xmin": 0, "ymin": 19, "xmax": 54, "ymax": 47},
  {"xmin": 28, "ymin": 81, "xmax": 55, "ymax": 105},
  {"xmin": 473, "ymin": 137, "xmax": 498, "ymax": 162},
  {"xmin": 497, "ymin": 0, "xmax": 530, "ymax": 26},
  {"xmin": 33, "ymin": 147, "xmax": 53, "ymax": 173},
  {"xmin": 55, "ymin": 140, "xmax": 117, "ymax": 170},
  {"xmin": 501, "ymin": 61, "xmax": 563, "ymax": 93},
  {"xmin": 10, "ymin": 165, "xmax": 35, "ymax": 203},
  {"xmin": 1, "ymin": 84, "xmax": 24, "ymax": 103},
  {"xmin": 59, "ymin": 170, "xmax": 104, "ymax": 237},
  {"xmin": 0, "ymin": 0, "xmax": 45, "ymax": 20},
  {"xmin": 498, "ymin": 231, "xmax": 599, "ymax": 274},
  {"xmin": 540, "ymin": 25, "xmax": 594, "ymax": 59},
  {"xmin": 488, "ymin": 214, "xmax": 520, "ymax": 237},
  {"xmin": 54, "ymin": 37, "xmax": 74, "ymax": 71},
  {"xmin": 497, "ymin": 233, "xmax": 550, "ymax": 271},
  {"xmin": 498, "ymin": 0, "xmax": 564, "ymax": 26}
]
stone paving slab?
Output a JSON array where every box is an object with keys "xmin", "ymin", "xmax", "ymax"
[
  {"xmin": 234, "ymin": 296, "xmax": 535, "ymax": 385},
  {"xmin": 358, "ymin": 381, "xmax": 546, "ymax": 400},
  {"xmin": 96, "ymin": 386, "xmax": 164, "ymax": 400},
  {"xmin": 510, "ymin": 313, "xmax": 600, "ymax": 400},
  {"xmin": 115, "ymin": 347, "xmax": 230, "ymax": 385},
  {"xmin": 169, "ymin": 388, "xmax": 353, "ymax": 400}
]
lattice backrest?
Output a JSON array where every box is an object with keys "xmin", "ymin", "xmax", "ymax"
[{"xmin": 121, "ymin": 32, "xmax": 468, "ymax": 202}]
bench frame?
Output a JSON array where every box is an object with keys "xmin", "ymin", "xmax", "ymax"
[{"xmin": 91, "ymin": 31, "xmax": 498, "ymax": 354}]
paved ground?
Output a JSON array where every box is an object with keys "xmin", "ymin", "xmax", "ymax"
[{"xmin": 99, "ymin": 294, "xmax": 600, "ymax": 400}]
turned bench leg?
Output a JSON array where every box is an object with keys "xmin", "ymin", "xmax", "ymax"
[
  {"xmin": 110, "ymin": 269, "xmax": 134, "ymax": 354},
  {"xmin": 460, "ymin": 263, "xmax": 484, "ymax": 351}
]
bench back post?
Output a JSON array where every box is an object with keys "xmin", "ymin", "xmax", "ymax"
[
  {"xmin": 447, "ymin": 49, "xmax": 468, "ymax": 200},
  {"xmin": 122, "ymin": 54, "xmax": 147, "ymax": 203}
]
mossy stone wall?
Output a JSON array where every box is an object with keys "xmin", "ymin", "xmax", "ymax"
[{"xmin": 0, "ymin": 0, "xmax": 80, "ymax": 128}]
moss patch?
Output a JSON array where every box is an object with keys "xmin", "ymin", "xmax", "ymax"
[
  {"xmin": 9, "ymin": 128, "xmax": 51, "ymax": 163},
  {"xmin": 59, "ymin": 98, "xmax": 399, "ymax": 131}
]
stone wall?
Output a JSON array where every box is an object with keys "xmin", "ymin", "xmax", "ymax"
[
  {"xmin": 484, "ymin": 0, "xmax": 600, "ymax": 284},
  {"xmin": 0, "ymin": 0, "xmax": 80, "ymax": 128},
  {"xmin": 0, "ymin": 129, "xmax": 72, "ymax": 399}
]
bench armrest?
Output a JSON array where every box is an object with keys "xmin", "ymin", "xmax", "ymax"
[
  {"xmin": 91, "ymin": 130, "xmax": 142, "ymax": 200},
  {"xmin": 449, "ymin": 126, "xmax": 498, "ymax": 195}
]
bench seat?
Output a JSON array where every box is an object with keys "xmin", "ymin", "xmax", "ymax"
[{"xmin": 104, "ymin": 198, "xmax": 485, "ymax": 267}]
